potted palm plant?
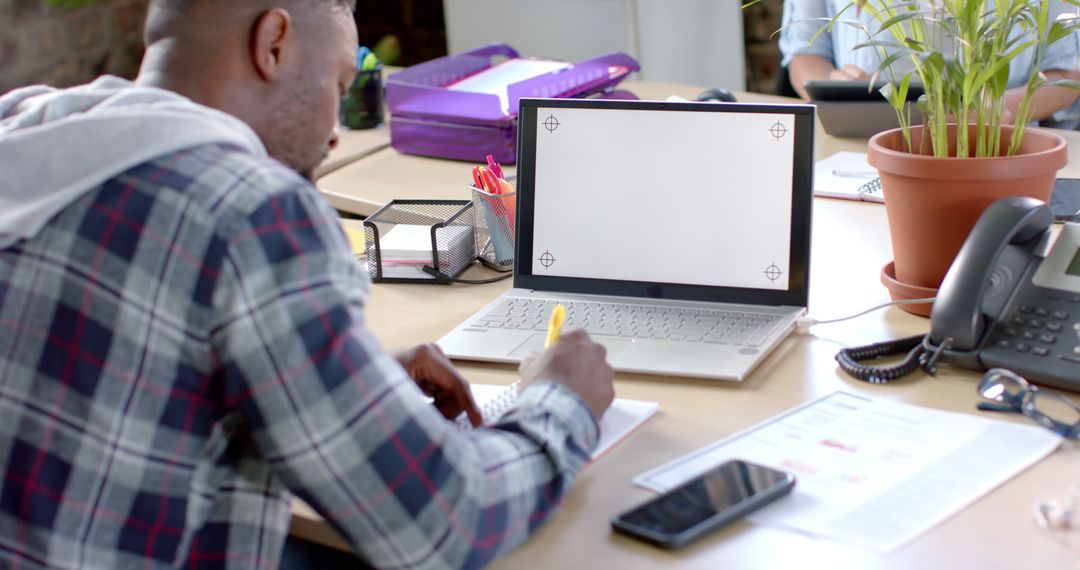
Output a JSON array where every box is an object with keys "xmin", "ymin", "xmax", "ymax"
[{"xmin": 750, "ymin": 0, "xmax": 1080, "ymax": 315}]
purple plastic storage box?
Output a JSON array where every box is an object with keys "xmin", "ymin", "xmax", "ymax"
[{"xmin": 385, "ymin": 44, "xmax": 640, "ymax": 164}]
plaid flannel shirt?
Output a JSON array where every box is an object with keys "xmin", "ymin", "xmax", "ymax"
[{"xmin": 0, "ymin": 144, "xmax": 599, "ymax": 569}]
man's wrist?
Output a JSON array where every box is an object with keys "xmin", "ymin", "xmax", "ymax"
[{"xmin": 516, "ymin": 380, "xmax": 601, "ymax": 450}]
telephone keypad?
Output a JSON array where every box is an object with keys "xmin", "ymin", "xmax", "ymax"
[
  {"xmin": 982, "ymin": 290, "xmax": 1080, "ymax": 392},
  {"xmin": 988, "ymin": 298, "xmax": 1078, "ymax": 360}
]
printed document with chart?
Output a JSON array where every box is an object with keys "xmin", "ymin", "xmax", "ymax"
[{"xmin": 634, "ymin": 392, "xmax": 1062, "ymax": 553}]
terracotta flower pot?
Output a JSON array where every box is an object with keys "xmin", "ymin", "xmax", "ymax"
[{"xmin": 867, "ymin": 124, "xmax": 1066, "ymax": 312}]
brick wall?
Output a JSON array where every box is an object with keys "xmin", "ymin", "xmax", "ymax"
[{"xmin": 0, "ymin": 0, "xmax": 149, "ymax": 93}]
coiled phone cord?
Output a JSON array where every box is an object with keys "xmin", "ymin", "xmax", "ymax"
[
  {"xmin": 835, "ymin": 335, "xmax": 929, "ymax": 384},
  {"xmin": 802, "ymin": 297, "xmax": 939, "ymax": 384}
]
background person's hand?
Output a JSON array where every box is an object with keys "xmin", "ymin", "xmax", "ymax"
[
  {"xmin": 829, "ymin": 64, "xmax": 870, "ymax": 81},
  {"xmin": 394, "ymin": 343, "xmax": 482, "ymax": 427},
  {"xmin": 518, "ymin": 329, "xmax": 615, "ymax": 419}
]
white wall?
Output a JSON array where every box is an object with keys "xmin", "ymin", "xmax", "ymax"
[{"xmin": 442, "ymin": 0, "xmax": 746, "ymax": 91}]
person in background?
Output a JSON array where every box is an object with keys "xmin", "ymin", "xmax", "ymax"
[
  {"xmin": 778, "ymin": 0, "xmax": 1080, "ymax": 124},
  {"xmin": 0, "ymin": 0, "xmax": 614, "ymax": 568}
]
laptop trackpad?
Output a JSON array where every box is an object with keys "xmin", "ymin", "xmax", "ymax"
[{"xmin": 508, "ymin": 334, "xmax": 631, "ymax": 360}]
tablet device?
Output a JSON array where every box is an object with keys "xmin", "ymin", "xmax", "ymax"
[{"xmin": 804, "ymin": 79, "xmax": 924, "ymax": 102}]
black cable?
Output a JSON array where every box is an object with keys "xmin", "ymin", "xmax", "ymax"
[
  {"xmin": 447, "ymin": 273, "xmax": 513, "ymax": 285},
  {"xmin": 835, "ymin": 334, "xmax": 929, "ymax": 384},
  {"xmin": 418, "ymin": 265, "xmax": 513, "ymax": 285}
]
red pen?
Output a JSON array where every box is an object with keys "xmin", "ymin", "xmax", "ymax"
[
  {"xmin": 472, "ymin": 166, "xmax": 486, "ymax": 190},
  {"xmin": 481, "ymin": 168, "xmax": 502, "ymax": 195}
]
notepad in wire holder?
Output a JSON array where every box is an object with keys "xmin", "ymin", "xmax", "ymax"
[{"xmin": 363, "ymin": 200, "xmax": 476, "ymax": 284}]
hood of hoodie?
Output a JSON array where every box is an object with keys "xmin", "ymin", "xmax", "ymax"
[{"xmin": 0, "ymin": 75, "xmax": 266, "ymax": 249}]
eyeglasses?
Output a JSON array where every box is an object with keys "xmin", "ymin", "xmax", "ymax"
[{"xmin": 977, "ymin": 369, "xmax": 1080, "ymax": 439}]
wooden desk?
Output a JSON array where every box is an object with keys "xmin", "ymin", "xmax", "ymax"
[
  {"xmin": 314, "ymin": 124, "xmax": 391, "ymax": 181},
  {"xmin": 297, "ymin": 83, "xmax": 1080, "ymax": 568}
]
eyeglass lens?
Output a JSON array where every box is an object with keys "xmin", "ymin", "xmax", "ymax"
[
  {"xmin": 1029, "ymin": 393, "xmax": 1080, "ymax": 427},
  {"xmin": 979, "ymin": 370, "xmax": 1028, "ymax": 406}
]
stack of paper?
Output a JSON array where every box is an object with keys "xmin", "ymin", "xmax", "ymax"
[
  {"xmin": 377, "ymin": 224, "xmax": 472, "ymax": 279},
  {"xmin": 447, "ymin": 58, "xmax": 573, "ymax": 114}
]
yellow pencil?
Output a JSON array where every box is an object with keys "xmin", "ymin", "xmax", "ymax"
[{"xmin": 544, "ymin": 304, "xmax": 566, "ymax": 348}]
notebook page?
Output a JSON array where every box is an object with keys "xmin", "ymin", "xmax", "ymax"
[{"xmin": 461, "ymin": 383, "xmax": 659, "ymax": 459}]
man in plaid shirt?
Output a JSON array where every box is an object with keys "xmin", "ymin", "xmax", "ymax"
[{"xmin": 0, "ymin": 1, "xmax": 615, "ymax": 568}]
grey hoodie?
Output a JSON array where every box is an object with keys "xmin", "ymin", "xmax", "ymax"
[{"xmin": 0, "ymin": 75, "xmax": 266, "ymax": 249}]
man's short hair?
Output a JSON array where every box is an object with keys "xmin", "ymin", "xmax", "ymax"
[
  {"xmin": 145, "ymin": 0, "xmax": 356, "ymax": 45},
  {"xmin": 149, "ymin": 0, "xmax": 356, "ymax": 12}
]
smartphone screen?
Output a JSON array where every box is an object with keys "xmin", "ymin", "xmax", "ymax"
[
  {"xmin": 611, "ymin": 460, "xmax": 795, "ymax": 549},
  {"xmin": 1052, "ymin": 178, "xmax": 1080, "ymax": 222}
]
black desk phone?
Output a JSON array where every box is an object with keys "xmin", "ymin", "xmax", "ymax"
[{"xmin": 923, "ymin": 197, "xmax": 1080, "ymax": 392}]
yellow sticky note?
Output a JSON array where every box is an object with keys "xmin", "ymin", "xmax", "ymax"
[{"xmin": 342, "ymin": 227, "xmax": 366, "ymax": 255}]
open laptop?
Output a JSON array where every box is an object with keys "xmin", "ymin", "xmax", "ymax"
[
  {"xmin": 804, "ymin": 80, "xmax": 924, "ymax": 138},
  {"xmin": 437, "ymin": 98, "xmax": 815, "ymax": 381}
]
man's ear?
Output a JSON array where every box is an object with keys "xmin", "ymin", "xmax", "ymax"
[{"xmin": 251, "ymin": 8, "xmax": 293, "ymax": 82}]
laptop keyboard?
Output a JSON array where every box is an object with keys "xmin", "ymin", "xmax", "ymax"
[{"xmin": 469, "ymin": 298, "xmax": 786, "ymax": 347}]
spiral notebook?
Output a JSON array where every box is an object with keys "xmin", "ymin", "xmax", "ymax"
[
  {"xmin": 814, "ymin": 151, "xmax": 884, "ymax": 203},
  {"xmin": 457, "ymin": 383, "xmax": 660, "ymax": 460}
]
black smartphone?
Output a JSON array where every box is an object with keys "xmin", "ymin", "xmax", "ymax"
[
  {"xmin": 1052, "ymin": 178, "xmax": 1080, "ymax": 223},
  {"xmin": 611, "ymin": 460, "xmax": 795, "ymax": 550}
]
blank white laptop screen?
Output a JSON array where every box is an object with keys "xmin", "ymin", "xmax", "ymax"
[
  {"xmin": 531, "ymin": 107, "xmax": 795, "ymax": 291},
  {"xmin": 437, "ymin": 99, "xmax": 814, "ymax": 380}
]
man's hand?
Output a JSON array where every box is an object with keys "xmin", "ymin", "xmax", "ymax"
[
  {"xmin": 829, "ymin": 64, "xmax": 870, "ymax": 81},
  {"xmin": 394, "ymin": 344, "xmax": 482, "ymax": 427},
  {"xmin": 518, "ymin": 329, "xmax": 615, "ymax": 420}
]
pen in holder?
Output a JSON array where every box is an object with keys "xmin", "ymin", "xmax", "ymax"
[
  {"xmin": 340, "ymin": 65, "xmax": 383, "ymax": 130},
  {"xmin": 470, "ymin": 184, "xmax": 516, "ymax": 271}
]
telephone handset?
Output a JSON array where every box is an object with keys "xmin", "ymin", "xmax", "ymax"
[{"xmin": 922, "ymin": 196, "xmax": 1080, "ymax": 392}]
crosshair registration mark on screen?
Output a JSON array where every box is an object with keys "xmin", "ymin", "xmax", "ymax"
[
  {"xmin": 539, "ymin": 250, "xmax": 556, "ymax": 268},
  {"xmin": 763, "ymin": 263, "xmax": 783, "ymax": 282},
  {"xmin": 543, "ymin": 114, "xmax": 561, "ymax": 133},
  {"xmin": 769, "ymin": 121, "xmax": 788, "ymax": 141}
]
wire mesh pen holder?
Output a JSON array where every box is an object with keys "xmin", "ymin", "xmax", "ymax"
[
  {"xmin": 470, "ymin": 184, "xmax": 516, "ymax": 272},
  {"xmin": 363, "ymin": 200, "xmax": 475, "ymax": 284}
]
